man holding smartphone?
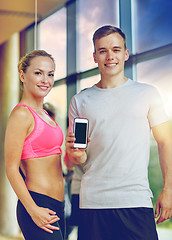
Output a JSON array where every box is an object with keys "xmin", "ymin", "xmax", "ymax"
[{"xmin": 65, "ymin": 25, "xmax": 172, "ymax": 240}]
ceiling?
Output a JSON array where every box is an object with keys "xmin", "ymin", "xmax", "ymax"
[{"xmin": 0, "ymin": 0, "xmax": 69, "ymax": 45}]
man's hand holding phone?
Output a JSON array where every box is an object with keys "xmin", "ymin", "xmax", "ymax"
[
  {"xmin": 73, "ymin": 118, "xmax": 88, "ymax": 149},
  {"xmin": 65, "ymin": 132, "xmax": 90, "ymax": 166},
  {"xmin": 65, "ymin": 118, "xmax": 90, "ymax": 166}
]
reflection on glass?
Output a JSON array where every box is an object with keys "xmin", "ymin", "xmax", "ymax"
[
  {"xmin": 77, "ymin": 0, "xmax": 119, "ymax": 72},
  {"xmin": 134, "ymin": 0, "xmax": 172, "ymax": 53},
  {"xmin": 137, "ymin": 55, "xmax": 172, "ymax": 229},
  {"xmin": 137, "ymin": 55, "xmax": 172, "ymax": 119},
  {"xmin": 39, "ymin": 8, "xmax": 66, "ymax": 80},
  {"xmin": 78, "ymin": 75, "xmax": 100, "ymax": 92},
  {"xmin": 45, "ymin": 84, "xmax": 67, "ymax": 172},
  {"xmin": 44, "ymin": 84, "xmax": 67, "ymax": 141}
]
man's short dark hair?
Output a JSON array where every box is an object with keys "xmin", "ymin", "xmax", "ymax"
[{"xmin": 93, "ymin": 25, "xmax": 127, "ymax": 50}]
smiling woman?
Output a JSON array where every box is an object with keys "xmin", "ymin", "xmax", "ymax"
[
  {"xmin": 4, "ymin": 50, "xmax": 65, "ymax": 240},
  {"xmin": 18, "ymin": 50, "xmax": 55, "ymax": 95}
]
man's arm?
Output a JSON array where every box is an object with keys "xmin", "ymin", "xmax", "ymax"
[{"xmin": 152, "ymin": 121, "xmax": 172, "ymax": 224}]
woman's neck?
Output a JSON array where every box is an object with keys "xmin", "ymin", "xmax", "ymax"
[{"xmin": 20, "ymin": 95, "xmax": 44, "ymax": 111}]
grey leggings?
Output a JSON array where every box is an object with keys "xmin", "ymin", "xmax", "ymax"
[{"xmin": 17, "ymin": 191, "xmax": 65, "ymax": 240}]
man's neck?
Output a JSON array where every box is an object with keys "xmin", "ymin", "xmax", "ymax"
[{"xmin": 96, "ymin": 75, "xmax": 128, "ymax": 89}]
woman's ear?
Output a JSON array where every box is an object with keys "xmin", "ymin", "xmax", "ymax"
[{"xmin": 19, "ymin": 70, "xmax": 25, "ymax": 83}]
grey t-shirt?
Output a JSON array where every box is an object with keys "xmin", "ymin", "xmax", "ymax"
[
  {"xmin": 69, "ymin": 79, "xmax": 168, "ymax": 209},
  {"xmin": 71, "ymin": 164, "xmax": 84, "ymax": 195}
]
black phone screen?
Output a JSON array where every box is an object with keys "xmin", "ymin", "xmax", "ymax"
[{"xmin": 75, "ymin": 122, "xmax": 87, "ymax": 144}]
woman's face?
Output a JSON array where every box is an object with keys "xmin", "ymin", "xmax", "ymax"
[{"xmin": 20, "ymin": 56, "xmax": 55, "ymax": 98}]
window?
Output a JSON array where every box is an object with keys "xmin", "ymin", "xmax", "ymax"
[
  {"xmin": 39, "ymin": 8, "xmax": 67, "ymax": 80},
  {"xmin": 44, "ymin": 83, "xmax": 67, "ymax": 145},
  {"xmin": 78, "ymin": 74, "xmax": 100, "ymax": 92},
  {"xmin": 137, "ymin": 54, "xmax": 172, "ymax": 118},
  {"xmin": 137, "ymin": 55, "xmax": 172, "ymax": 219},
  {"xmin": 133, "ymin": 0, "xmax": 172, "ymax": 53},
  {"xmin": 77, "ymin": 0, "xmax": 119, "ymax": 72}
]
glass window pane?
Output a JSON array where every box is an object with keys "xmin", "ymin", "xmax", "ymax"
[
  {"xmin": 44, "ymin": 83, "xmax": 67, "ymax": 171},
  {"xmin": 134, "ymin": 0, "xmax": 172, "ymax": 53},
  {"xmin": 44, "ymin": 83, "xmax": 67, "ymax": 137},
  {"xmin": 137, "ymin": 55, "xmax": 172, "ymax": 226},
  {"xmin": 77, "ymin": 0, "xmax": 119, "ymax": 72},
  {"xmin": 137, "ymin": 54, "xmax": 172, "ymax": 119},
  {"xmin": 78, "ymin": 75, "xmax": 100, "ymax": 92},
  {"xmin": 39, "ymin": 8, "xmax": 66, "ymax": 80}
]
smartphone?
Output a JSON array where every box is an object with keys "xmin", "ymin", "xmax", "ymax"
[{"xmin": 74, "ymin": 118, "xmax": 89, "ymax": 148}]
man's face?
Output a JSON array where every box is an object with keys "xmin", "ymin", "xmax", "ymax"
[{"xmin": 93, "ymin": 33, "xmax": 129, "ymax": 78}]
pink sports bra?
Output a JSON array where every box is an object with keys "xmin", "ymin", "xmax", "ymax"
[{"xmin": 15, "ymin": 104, "xmax": 63, "ymax": 160}]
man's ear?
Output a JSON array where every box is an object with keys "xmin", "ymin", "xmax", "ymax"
[
  {"xmin": 93, "ymin": 52, "xmax": 97, "ymax": 63},
  {"xmin": 124, "ymin": 49, "xmax": 130, "ymax": 62}
]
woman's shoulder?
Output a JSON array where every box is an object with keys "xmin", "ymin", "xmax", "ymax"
[{"xmin": 9, "ymin": 104, "xmax": 33, "ymax": 126}]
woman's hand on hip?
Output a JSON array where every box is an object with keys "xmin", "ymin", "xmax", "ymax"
[{"xmin": 30, "ymin": 206, "xmax": 60, "ymax": 233}]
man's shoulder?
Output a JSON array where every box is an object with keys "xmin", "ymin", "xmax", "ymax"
[
  {"xmin": 129, "ymin": 80, "xmax": 158, "ymax": 92},
  {"xmin": 74, "ymin": 85, "xmax": 95, "ymax": 98}
]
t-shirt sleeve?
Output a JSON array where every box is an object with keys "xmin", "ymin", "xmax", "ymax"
[
  {"xmin": 148, "ymin": 87, "xmax": 168, "ymax": 127},
  {"xmin": 68, "ymin": 96, "xmax": 79, "ymax": 133}
]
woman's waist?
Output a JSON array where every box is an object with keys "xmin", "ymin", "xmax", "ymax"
[
  {"xmin": 21, "ymin": 155, "xmax": 64, "ymax": 200},
  {"xmin": 21, "ymin": 154, "xmax": 63, "ymax": 180},
  {"xmin": 20, "ymin": 190, "xmax": 65, "ymax": 212},
  {"xmin": 25, "ymin": 175, "xmax": 65, "ymax": 201}
]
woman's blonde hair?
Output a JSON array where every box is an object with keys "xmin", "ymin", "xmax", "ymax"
[{"xmin": 18, "ymin": 50, "xmax": 55, "ymax": 73}]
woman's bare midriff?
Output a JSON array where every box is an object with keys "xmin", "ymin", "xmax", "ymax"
[{"xmin": 20, "ymin": 154, "xmax": 64, "ymax": 201}]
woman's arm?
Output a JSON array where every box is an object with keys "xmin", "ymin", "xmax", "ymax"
[{"xmin": 5, "ymin": 106, "xmax": 59, "ymax": 233}]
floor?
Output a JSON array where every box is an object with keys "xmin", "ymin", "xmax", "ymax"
[{"xmin": 0, "ymin": 234, "xmax": 23, "ymax": 240}]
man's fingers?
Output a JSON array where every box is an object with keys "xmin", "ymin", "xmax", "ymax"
[
  {"xmin": 68, "ymin": 132, "xmax": 74, "ymax": 137},
  {"xmin": 65, "ymin": 136, "xmax": 75, "ymax": 142},
  {"xmin": 156, "ymin": 216, "xmax": 163, "ymax": 224},
  {"xmin": 156, "ymin": 209, "xmax": 171, "ymax": 224},
  {"xmin": 66, "ymin": 132, "xmax": 75, "ymax": 140},
  {"xmin": 155, "ymin": 202, "xmax": 160, "ymax": 218},
  {"xmin": 66, "ymin": 142, "xmax": 75, "ymax": 148}
]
